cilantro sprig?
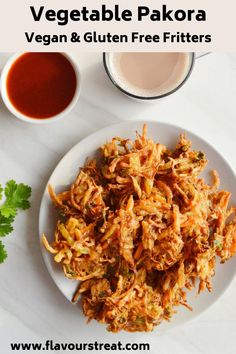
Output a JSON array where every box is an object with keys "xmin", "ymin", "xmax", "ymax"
[
  {"xmin": 0, "ymin": 240, "xmax": 7, "ymax": 263},
  {"xmin": 0, "ymin": 180, "xmax": 32, "ymax": 263}
]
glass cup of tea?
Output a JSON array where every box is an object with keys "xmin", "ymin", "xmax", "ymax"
[{"xmin": 103, "ymin": 52, "xmax": 195, "ymax": 102}]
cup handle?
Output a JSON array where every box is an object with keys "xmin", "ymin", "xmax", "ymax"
[{"xmin": 195, "ymin": 52, "xmax": 211, "ymax": 59}]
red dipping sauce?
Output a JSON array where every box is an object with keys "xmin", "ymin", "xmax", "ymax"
[{"xmin": 6, "ymin": 53, "xmax": 77, "ymax": 119}]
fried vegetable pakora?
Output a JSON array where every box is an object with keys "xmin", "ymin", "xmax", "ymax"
[{"xmin": 42, "ymin": 125, "xmax": 236, "ymax": 332}]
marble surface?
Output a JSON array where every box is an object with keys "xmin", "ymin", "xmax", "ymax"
[{"xmin": 0, "ymin": 52, "xmax": 236, "ymax": 354}]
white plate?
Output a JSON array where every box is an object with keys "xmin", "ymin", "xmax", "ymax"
[{"xmin": 39, "ymin": 121, "xmax": 236, "ymax": 332}]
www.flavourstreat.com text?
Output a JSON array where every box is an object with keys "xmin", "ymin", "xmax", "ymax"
[
  {"xmin": 10, "ymin": 340, "xmax": 150, "ymax": 351},
  {"xmin": 25, "ymin": 31, "xmax": 211, "ymax": 46}
]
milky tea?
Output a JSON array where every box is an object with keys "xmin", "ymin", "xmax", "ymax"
[{"xmin": 107, "ymin": 52, "xmax": 193, "ymax": 99}]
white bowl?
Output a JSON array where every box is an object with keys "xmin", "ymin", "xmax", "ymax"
[{"xmin": 0, "ymin": 52, "xmax": 81, "ymax": 124}]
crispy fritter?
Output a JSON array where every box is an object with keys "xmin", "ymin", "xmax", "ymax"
[{"xmin": 43, "ymin": 125, "xmax": 236, "ymax": 332}]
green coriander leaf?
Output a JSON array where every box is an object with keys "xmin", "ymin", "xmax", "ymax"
[
  {"xmin": 0, "ymin": 181, "xmax": 32, "ymax": 217},
  {"xmin": 4, "ymin": 180, "xmax": 17, "ymax": 198},
  {"xmin": 0, "ymin": 205, "xmax": 17, "ymax": 218},
  {"xmin": 13, "ymin": 183, "xmax": 32, "ymax": 209},
  {"xmin": 0, "ymin": 184, "xmax": 3, "ymax": 200},
  {"xmin": 0, "ymin": 180, "xmax": 32, "ymax": 264},
  {"xmin": 0, "ymin": 214, "xmax": 14, "ymax": 237},
  {"xmin": 214, "ymin": 239, "xmax": 223, "ymax": 250},
  {"xmin": 0, "ymin": 240, "xmax": 7, "ymax": 263}
]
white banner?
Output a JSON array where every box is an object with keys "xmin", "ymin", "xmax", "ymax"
[{"xmin": 0, "ymin": 0, "xmax": 235, "ymax": 51}]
